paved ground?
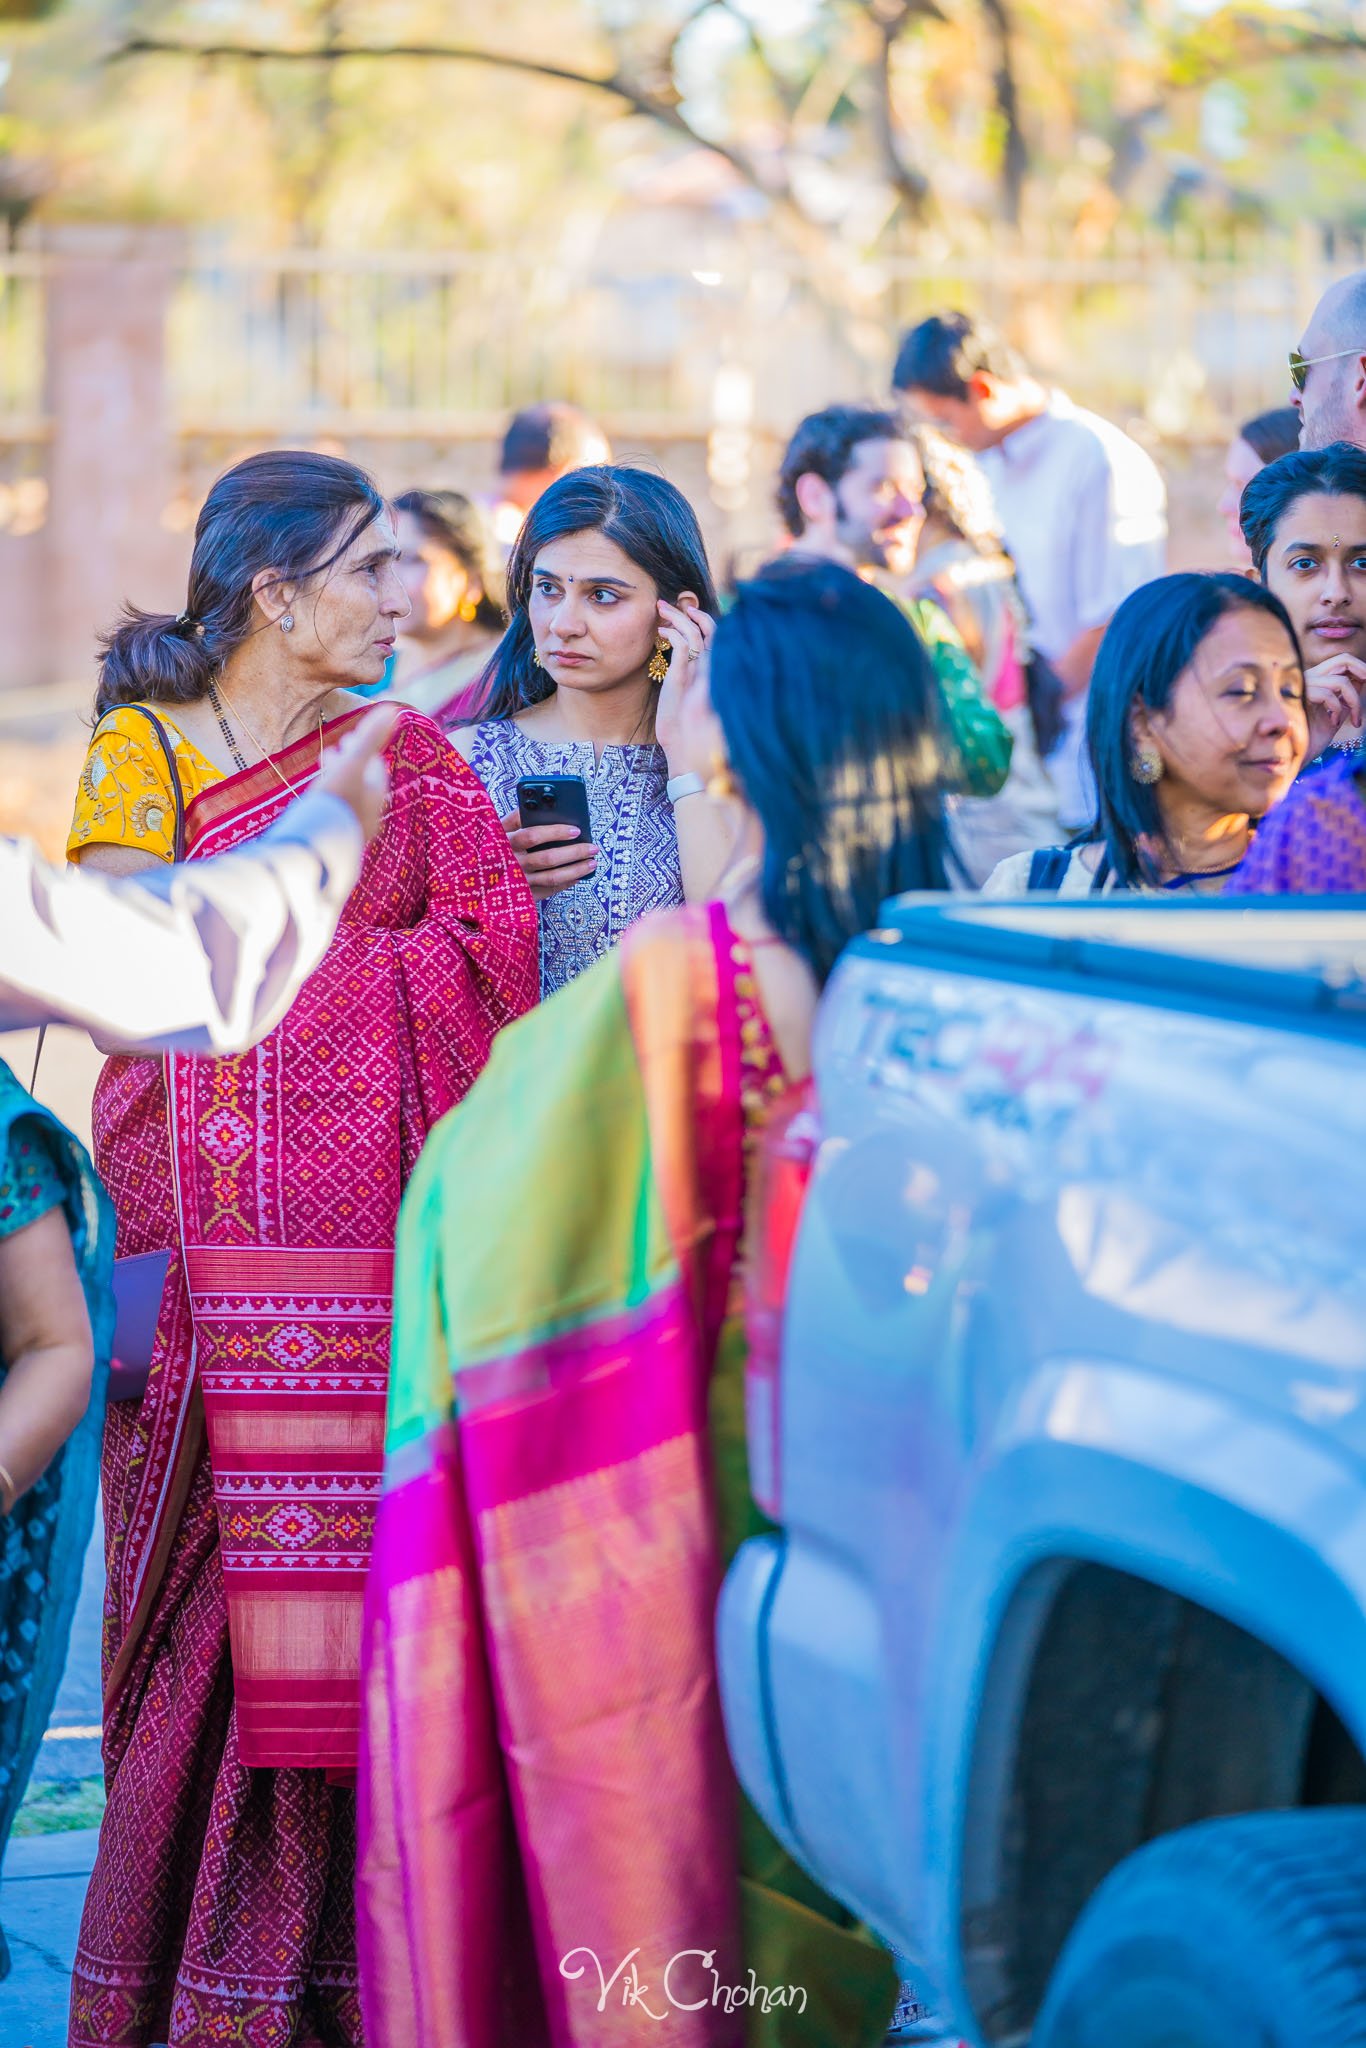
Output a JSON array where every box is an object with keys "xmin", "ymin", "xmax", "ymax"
[
  {"xmin": 2, "ymin": 1828, "xmax": 98, "ymax": 2047},
  {"xmin": 5, "ymin": 1024, "xmax": 109, "ymax": 1789},
  {"xmin": 2, "ymin": 1027, "xmax": 107, "ymax": 2036},
  {"xmin": 31, "ymin": 1519, "xmax": 105, "ymax": 1789}
]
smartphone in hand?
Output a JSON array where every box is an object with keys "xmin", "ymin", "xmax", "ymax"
[{"xmin": 515, "ymin": 775, "xmax": 593, "ymax": 844}]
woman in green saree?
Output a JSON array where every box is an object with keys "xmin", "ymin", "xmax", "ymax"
[
  {"xmin": 0, "ymin": 1056, "xmax": 114, "ymax": 1976},
  {"xmin": 358, "ymin": 558, "xmax": 953, "ymax": 2046}
]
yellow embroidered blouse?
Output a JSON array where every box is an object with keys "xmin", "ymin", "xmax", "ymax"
[{"xmin": 67, "ymin": 706, "xmax": 225, "ymax": 865}]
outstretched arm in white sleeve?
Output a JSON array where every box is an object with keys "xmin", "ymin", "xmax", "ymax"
[{"xmin": 0, "ymin": 706, "xmax": 397, "ymax": 1052}]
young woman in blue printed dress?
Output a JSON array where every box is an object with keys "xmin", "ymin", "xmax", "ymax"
[{"xmin": 452, "ymin": 465, "xmax": 732, "ymax": 996}]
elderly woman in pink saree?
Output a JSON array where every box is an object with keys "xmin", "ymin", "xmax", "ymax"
[
  {"xmin": 66, "ymin": 450, "xmax": 538, "ymax": 2047},
  {"xmin": 359, "ymin": 560, "xmax": 956, "ymax": 2046}
]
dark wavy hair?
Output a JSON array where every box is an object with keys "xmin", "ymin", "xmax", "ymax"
[
  {"xmin": 1084, "ymin": 571, "xmax": 1302, "ymax": 887},
  {"xmin": 475, "ymin": 466, "xmax": 718, "ymax": 722},
  {"xmin": 95, "ymin": 450, "xmax": 384, "ymax": 720},
  {"xmin": 1239, "ymin": 441, "xmax": 1366, "ymax": 577},
  {"xmin": 776, "ymin": 405, "xmax": 904, "ymax": 538},
  {"xmin": 394, "ymin": 487, "xmax": 505, "ymax": 630},
  {"xmin": 709, "ymin": 558, "xmax": 949, "ymax": 984}
]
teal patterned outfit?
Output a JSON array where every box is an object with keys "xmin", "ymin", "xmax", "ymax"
[{"xmin": 0, "ymin": 1059, "xmax": 114, "ymax": 1978}]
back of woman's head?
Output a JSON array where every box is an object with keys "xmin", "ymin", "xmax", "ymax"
[
  {"xmin": 912, "ymin": 425, "xmax": 1003, "ymax": 556},
  {"xmin": 476, "ymin": 466, "xmax": 718, "ymax": 719},
  {"xmin": 95, "ymin": 449, "xmax": 384, "ymax": 719},
  {"xmin": 1240, "ymin": 442, "xmax": 1366, "ymax": 576},
  {"xmin": 1238, "ymin": 405, "xmax": 1301, "ymax": 469},
  {"xmin": 709, "ymin": 559, "xmax": 949, "ymax": 984},
  {"xmin": 393, "ymin": 487, "xmax": 505, "ymax": 629},
  {"xmin": 1086, "ymin": 570, "xmax": 1300, "ymax": 885}
]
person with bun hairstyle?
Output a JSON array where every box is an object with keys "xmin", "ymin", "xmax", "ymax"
[
  {"xmin": 453, "ymin": 463, "xmax": 731, "ymax": 995},
  {"xmin": 1238, "ymin": 441, "xmax": 1366, "ymax": 765},
  {"xmin": 65, "ymin": 450, "xmax": 537, "ymax": 2048},
  {"xmin": 1224, "ymin": 443, "xmax": 1366, "ymax": 893},
  {"xmin": 387, "ymin": 487, "xmax": 505, "ymax": 723}
]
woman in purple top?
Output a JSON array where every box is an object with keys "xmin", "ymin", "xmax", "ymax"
[
  {"xmin": 1224, "ymin": 753, "xmax": 1366, "ymax": 893},
  {"xmin": 1240, "ymin": 443, "xmax": 1366, "ymax": 773}
]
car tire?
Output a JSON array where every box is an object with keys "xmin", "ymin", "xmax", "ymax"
[{"xmin": 1031, "ymin": 1807, "xmax": 1366, "ymax": 2047}]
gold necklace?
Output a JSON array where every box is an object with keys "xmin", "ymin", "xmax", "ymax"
[{"xmin": 211, "ymin": 684, "xmax": 324, "ymax": 796}]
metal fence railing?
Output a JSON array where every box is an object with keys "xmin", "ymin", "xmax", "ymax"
[
  {"xmin": 168, "ymin": 252, "xmax": 731, "ymax": 439},
  {"xmin": 6, "ymin": 225, "xmax": 1366, "ymax": 454},
  {"xmin": 164, "ymin": 229, "xmax": 1363, "ymax": 446}
]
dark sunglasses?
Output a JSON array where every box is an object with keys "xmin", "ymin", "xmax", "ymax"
[{"xmin": 1289, "ymin": 345, "xmax": 1365, "ymax": 393}]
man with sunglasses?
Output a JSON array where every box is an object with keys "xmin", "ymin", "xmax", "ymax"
[{"xmin": 1291, "ymin": 271, "xmax": 1366, "ymax": 449}]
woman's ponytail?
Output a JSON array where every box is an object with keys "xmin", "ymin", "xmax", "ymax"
[
  {"xmin": 90, "ymin": 449, "xmax": 386, "ymax": 724},
  {"xmin": 94, "ymin": 608, "xmax": 218, "ymax": 721}
]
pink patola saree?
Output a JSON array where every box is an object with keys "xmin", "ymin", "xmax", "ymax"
[{"xmin": 71, "ymin": 707, "xmax": 538, "ymax": 2048}]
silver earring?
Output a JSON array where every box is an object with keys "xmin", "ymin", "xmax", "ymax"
[{"xmin": 280, "ymin": 613, "xmax": 294, "ymax": 634}]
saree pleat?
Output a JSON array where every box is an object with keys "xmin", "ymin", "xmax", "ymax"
[
  {"xmin": 72, "ymin": 708, "xmax": 537, "ymax": 2047},
  {"xmin": 359, "ymin": 901, "xmax": 896, "ymax": 2047}
]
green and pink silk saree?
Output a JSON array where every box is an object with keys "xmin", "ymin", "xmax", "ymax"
[{"xmin": 358, "ymin": 899, "xmax": 897, "ymax": 2045}]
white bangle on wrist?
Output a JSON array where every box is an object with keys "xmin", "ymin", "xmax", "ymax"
[{"xmin": 666, "ymin": 771, "xmax": 706, "ymax": 805}]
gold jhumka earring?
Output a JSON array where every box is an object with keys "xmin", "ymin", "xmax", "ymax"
[{"xmin": 647, "ymin": 641, "xmax": 670, "ymax": 684}]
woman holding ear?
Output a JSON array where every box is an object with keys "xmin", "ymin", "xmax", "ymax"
[{"xmin": 452, "ymin": 465, "xmax": 729, "ymax": 995}]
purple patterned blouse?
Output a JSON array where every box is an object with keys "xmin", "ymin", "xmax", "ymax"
[
  {"xmin": 466, "ymin": 721, "xmax": 683, "ymax": 996},
  {"xmin": 1225, "ymin": 755, "xmax": 1366, "ymax": 896}
]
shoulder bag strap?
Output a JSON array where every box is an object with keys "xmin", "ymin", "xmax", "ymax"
[
  {"xmin": 1027, "ymin": 845, "xmax": 1073, "ymax": 892},
  {"xmin": 29, "ymin": 708, "xmax": 190, "ymax": 1099},
  {"xmin": 123, "ymin": 704, "xmax": 187, "ymax": 863}
]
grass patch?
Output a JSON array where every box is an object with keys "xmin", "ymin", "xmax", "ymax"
[{"xmin": 12, "ymin": 1775, "xmax": 105, "ymax": 1836}]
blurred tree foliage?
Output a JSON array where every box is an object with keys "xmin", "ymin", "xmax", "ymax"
[{"xmin": 3, "ymin": 0, "xmax": 1366, "ymax": 247}]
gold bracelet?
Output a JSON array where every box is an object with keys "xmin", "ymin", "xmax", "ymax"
[{"xmin": 0, "ymin": 1461, "xmax": 16, "ymax": 1516}]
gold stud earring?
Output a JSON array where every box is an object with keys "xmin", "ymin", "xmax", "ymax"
[
  {"xmin": 647, "ymin": 640, "xmax": 670, "ymax": 684},
  {"xmin": 458, "ymin": 595, "xmax": 480, "ymax": 623},
  {"xmin": 1130, "ymin": 742, "xmax": 1163, "ymax": 785}
]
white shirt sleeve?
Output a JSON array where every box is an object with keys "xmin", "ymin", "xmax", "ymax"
[
  {"xmin": 1069, "ymin": 439, "xmax": 1168, "ymax": 640},
  {"xmin": 0, "ymin": 789, "xmax": 363, "ymax": 1052}
]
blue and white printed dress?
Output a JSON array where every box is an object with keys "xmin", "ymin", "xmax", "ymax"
[{"xmin": 467, "ymin": 720, "xmax": 683, "ymax": 998}]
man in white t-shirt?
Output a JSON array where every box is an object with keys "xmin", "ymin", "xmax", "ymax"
[{"xmin": 894, "ymin": 312, "xmax": 1167, "ymax": 827}]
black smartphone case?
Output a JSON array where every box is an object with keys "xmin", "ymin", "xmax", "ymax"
[{"xmin": 515, "ymin": 774, "xmax": 593, "ymax": 843}]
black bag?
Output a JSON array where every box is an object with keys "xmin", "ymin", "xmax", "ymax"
[{"xmin": 1025, "ymin": 650, "xmax": 1068, "ymax": 761}]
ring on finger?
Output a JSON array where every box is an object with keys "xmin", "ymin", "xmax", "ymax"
[{"xmin": 685, "ymin": 645, "xmax": 699, "ymax": 663}]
